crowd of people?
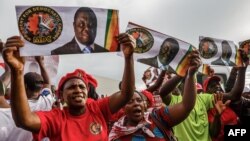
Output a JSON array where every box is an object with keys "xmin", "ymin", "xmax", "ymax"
[{"xmin": 0, "ymin": 32, "xmax": 250, "ymax": 141}]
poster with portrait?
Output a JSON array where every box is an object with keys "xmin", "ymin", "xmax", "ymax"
[
  {"xmin": 24, "ymin": 56, "xmax": 59, "ymax": 85},
  {"xmin": 121, "ymin": 22, "xmax": 195, "ymax": 77},
  {"xmin": 142, "ymin": 67, "xmax": 160, "ymax": 88},
  {"xmin": 239, "ymin": 39, "xmax": 250, "ymax": 65},
  {"xmin": 16, "ymin": 6, "xmax": 119, "ymax": 56},
  {"xmin": 199, "ymin": 36, "xmax": 238, "ymax": 66}
]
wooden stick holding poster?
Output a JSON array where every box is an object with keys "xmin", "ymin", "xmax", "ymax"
[{"xmin": 16, "ymin": 6, "xmax": 119, "ymax": 56}]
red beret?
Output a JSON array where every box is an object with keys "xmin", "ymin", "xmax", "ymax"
[
  {"xmin": 86, "ymin": 74, "xmax": 98, "ymax": 88},
  {"xmin": 57, "ymin": 69, "xmax": 89, "ymax": 97},
  {"xmin": 141, "ymin": 90, "xmax": 154, "ymax": 107}
]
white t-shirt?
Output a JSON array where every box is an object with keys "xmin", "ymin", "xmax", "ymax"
[{"xmin": 0, "ymin": 88, "xmax": 54, "ymax": 141}]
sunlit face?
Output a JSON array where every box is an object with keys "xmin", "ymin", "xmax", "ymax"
[
  {"xmin": 124, "ymin": 92, "xmax": 145, "ymax": 126},
  {"xmin": 160, "ymin": 41, "xmax": 171, "ymax": 57},
  {"xmin": 73, "ymin": 12, "xmax": 96, "ymax": 46},
  {"xmin": 62, "ymin": 78, "xmax": 88, "ymax": 108}
]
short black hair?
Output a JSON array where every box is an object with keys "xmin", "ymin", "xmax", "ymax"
[
  {"xmin": 74, "ymin": 7, "xmax": 97, "ymax": 26},
  {"xmin": 24, "ymin": 72, "xmax": 44, "ymax": 92}
]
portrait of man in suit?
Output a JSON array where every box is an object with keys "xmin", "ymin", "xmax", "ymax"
[
  {"xmin": 199, "ymin": 37, "xmax": 217, "ymax": 59},
  {"xmin": 137, "ymin": 38, "xmax": 179, "ymax": 71},
  {"xmin": 211, "ymin": 40, "xmax": 236, "ymax": 66},
  {"xmin": 51, "ymin": 7, "xmax": 108, "ymax": 55}
]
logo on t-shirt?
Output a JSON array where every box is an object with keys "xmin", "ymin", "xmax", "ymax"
[
  {"xmin": 18, "ymin": 6, "xmax": 63, "ymax": 45},
  {"xmin": 90, "ymin": 122, "xmax": 102, "ymax": 134}
]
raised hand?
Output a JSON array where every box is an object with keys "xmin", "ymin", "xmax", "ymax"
[
  {"xmin": 117, "ymin": 33, "xmax": 136, "ymax": 58},
  {"xmin": 3, "ymin": 36, "xmax": 25, "ymax": 71},
  {"xmin": 187, "ymin": 49, "xmax": 202, "ymax": 76},
  {"xmin": 213, "ymin": 92, "xmax": 231, "ymax": 115}
]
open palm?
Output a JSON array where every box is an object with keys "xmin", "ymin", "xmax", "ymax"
[{"xmin": 213, "ymin": 93, "xmax": 231, "ymax": 115}]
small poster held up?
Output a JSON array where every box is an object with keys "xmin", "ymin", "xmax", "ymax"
[
  {"xmin": 16, "ymin": 6, "xmax": 119, "ymax": 56},
  {"xmin": 199, "ymin": 36, "xmax": 238, "ymax": 66},
  {"xmin": 123, "ymin": 22, "xmax": 195, "ymax": 77}
]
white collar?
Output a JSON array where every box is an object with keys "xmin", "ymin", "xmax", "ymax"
[
  {"xmin": 75, "ymin": 37, "xmax": 93, "ymax": 51},
  {"xmin": 157, "ymin": 56, "xmax": 169, "ymax": 70}
]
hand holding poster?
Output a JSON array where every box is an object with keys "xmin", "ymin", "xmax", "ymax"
[
  {"xmin": 239, "ymin": 39, "xmax": 250, "ymax": 65},
  {"xmin": 199, "ymin": 36, "xmax": 238, "ymax": 66},
  {"xmin": 124, "ymin": 22, "xmax": 196, "ymax": 77},
  {"xmin": 16, "ymin": 6, "xmax": 119, "ymax": 56}
]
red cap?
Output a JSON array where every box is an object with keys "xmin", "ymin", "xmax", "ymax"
[
  {"xmin": 57, "ymin": 69, "xmax": 89, "ymax": 97},
  {"xmin": 196, "ymin": 83, "xmax": 203, "ymax": 90},
  {"xmin": 203, "ymin": 76, "xmax": 221, "ymax": 92},
  {"xmin": 86, "ymin": 74, "xmax": 98, "ymax": 88},
  {"xmin": 141, "ymin": 90, "xmax": 154, "ymax": 107}
]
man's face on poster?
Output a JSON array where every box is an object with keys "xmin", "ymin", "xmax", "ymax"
[
  {"xmin": 202, "ymin": 41, "xmax": 210, "ymax": 52},
  {"xmin": 159, "ymin": 41, "xmax": 171, "ymax": 60},
  {"xmin": 73, "ymin": 11, "xmax": 97, "ymax": 46},
  {"xmin": 221, "ymin": 42, "xmax": 231, "ymax": 59}
]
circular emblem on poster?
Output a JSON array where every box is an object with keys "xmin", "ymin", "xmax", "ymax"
[
  {"xmin": 18, "ymin": 6, "xmax": 63, "ymax": 45},
  {"xmin": 126, "ymin": 28, "xmax": 154, "ymax": 53},
  {"xmin": 199, "ymin": 37, "xmax": 217, "ymax": 59}
]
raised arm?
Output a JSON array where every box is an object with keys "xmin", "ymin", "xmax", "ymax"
[
  {"xmin": 35, "ymin": 56, "xmax": 51, "ymax": 88},
  {"xmin": 224, "ymin": 67, "xmax": 238, "ymax": 93},
  {"xmin": 224, "ymin": 49, "xmax": 248, "ymax": 101},
  {"xmin": 166, "ymin": 50, "xmax": 201, "ymax": 126},
  {"xmin": 3, "ymin": 36, "xmax": 41, "ymax": 132},
  {"xmin": 146, "ymin": 70, "xmax": 166, "ymax": 93},
  {"xmin": 109, "ymin": 33, "xmax": 135, "ymax": 114}
]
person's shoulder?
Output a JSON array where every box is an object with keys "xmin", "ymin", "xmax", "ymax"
[
  {"xmin": 197, "ymin": 93, "xmax": 213, "ymax": 102},
  {"xmin": 51, "ymin": 38, "xmax": 78, "ymax": 55},
  {"xmin": 138, "ymin": 56, "xmax": 157, "ymax": 62},
  {"xmin": 211, "ymin": 57, "xmax": 222, "ymax": 65}
]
